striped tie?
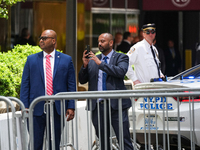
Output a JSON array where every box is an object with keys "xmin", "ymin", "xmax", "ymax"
[{"xmin": 46, "ymin": 54, "xmax": 53, "ymax": 95}]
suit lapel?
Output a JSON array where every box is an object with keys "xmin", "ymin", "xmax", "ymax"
[
  {"xmin": 95, "ymin": 54, "xmax": 102, "ymax": 76},
  {"xmin": 109, "ymin": 50, "xmax": 116, "ymax": 65},
  {"xmin": 97, "ymin": 54, "xmax": 101, "ymax": 61},
  {"xmin": 96, "ymin": 54, "xmax": 101, "ymax": 71},
  {"xmin": 38, "ymin": 51, "xmax": 45, "ymax": 85},
  {"xmin": 53, "ymin": 50, "xmax": 60, "ymax": 80}
]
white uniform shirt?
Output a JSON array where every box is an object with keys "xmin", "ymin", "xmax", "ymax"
[{"xmin": 126, "ymin": 39, "xmax": 163, "ymax": 83}]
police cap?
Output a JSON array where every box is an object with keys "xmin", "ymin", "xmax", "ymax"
[{"xmin": 142, "ymin": 23, "xmax": 156, "ymax": 31}]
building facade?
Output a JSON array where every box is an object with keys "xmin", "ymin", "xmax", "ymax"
[{"xmin": 0, "ymin": 0, "xmax": 200, "ymax": 75}]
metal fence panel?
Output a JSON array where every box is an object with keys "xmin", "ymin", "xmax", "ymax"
[
  {"xmin": 26, "ymin": 88, "xmax": 200, "ymax": 150},
  {"xmin": 1, "ymin": 87, "xmax": 200, "ymax": 150},
  {"xmin": 0, "ymin": 96, "xmax": 28, "ymax": 150}
]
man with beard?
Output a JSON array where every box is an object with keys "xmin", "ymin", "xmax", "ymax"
[{"xmin": 78, "ymin": 33, "xmax": 133, "ymax": 150}]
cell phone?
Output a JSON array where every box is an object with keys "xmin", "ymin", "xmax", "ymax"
[{"xmin": 85, "ymin": 45, "xmax": 90, "ymax": 58}]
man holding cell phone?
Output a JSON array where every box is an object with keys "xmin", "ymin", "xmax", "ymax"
[
  {"xmin": 78, "ymin": 33, "xmax": 133, "ymax": 150},
  {"xmin": 126, "ymin": 23, "xmax": 164, "ymax": 85}
]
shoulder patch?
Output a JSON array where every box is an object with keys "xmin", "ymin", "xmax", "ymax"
[{"xmin": 128, "ymin": 48, "xmax": 135, "ymax": 54}]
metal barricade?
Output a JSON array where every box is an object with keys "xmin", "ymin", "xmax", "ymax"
[
  {"xmin": 26, "ymin": 88, "xmax": 200, "ymax": 150},
  {"xmin": 0, "ymin": 96, "xmax": 28, "ymax": 150},
  {"xmin": 8, "ymin": 97, "xmax": 29, "ymax": 150},
  {"xmin": 28, "ymin": 96, "xmax": 77, "ymax": 150}
]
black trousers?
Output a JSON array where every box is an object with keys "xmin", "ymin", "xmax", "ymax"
[{"xmin": 92, "ymin": 102, "xmax": 134, "ymax": 150}]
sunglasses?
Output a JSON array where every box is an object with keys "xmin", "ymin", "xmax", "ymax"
[
  {"xmin": 39, "ymin": 36, "xmax": 54, "ymax": 41},
  {"xmin": 144, "ymin": 30, "xmax": 156, "ymax": 35}
]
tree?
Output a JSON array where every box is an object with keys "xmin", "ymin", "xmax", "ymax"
[{"xmin": 0, "ymin": 0, "xmax": 24, "ymax": 19}]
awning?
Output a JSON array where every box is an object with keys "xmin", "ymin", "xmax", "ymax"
[{"xmin": 143, "ymin": 0, "xmax": 199, "ymax": 11}]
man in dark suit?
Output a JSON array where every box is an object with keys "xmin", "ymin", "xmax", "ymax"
[
  {"xmin": 116, "ymin": 31, "xmax": 133, "ymax": 53},
  {"xmin": 79, "ymin": 33, "xmax": 133, "ymax": 150},
  {"xmin": 20, "ymin": 29, "xmax": 76, "ymax": 150},
  {"xmin": 15, "ymin": 27, "xmax": 36, "ymax": 46},
  {"xmin": 165, "ymin": 39, "xmax": 181, "ymax": 76},
  {"xmin": 113, "ymin": 32, "xmax": 123, "ymax": 50}
]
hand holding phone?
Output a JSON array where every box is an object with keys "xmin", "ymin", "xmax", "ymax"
[{"xmin": 85, "ymin": 45, "xmax": 90, "ymax": 59}]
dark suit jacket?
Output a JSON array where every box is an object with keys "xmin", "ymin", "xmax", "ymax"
[
  {"xmin": 20, "ymin": 50, "xmax": 76, "ymax": 116},
  {"xmin": 116, "ymin": 41, "xmax": 131, "ymax": 53},
  {"xmin": 154, "ymin": 44, "xmax": 165, "ymax": 74},
  {"xmin": 78, "ymin": 51, "xmax": 131, "ymax": 111},
  {"xmin": 164, "ymin": 47, "xmax": 181, "ymax": 76}
]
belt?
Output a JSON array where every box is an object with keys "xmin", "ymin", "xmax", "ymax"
[
  {"xmin": 99, "ymin": 100, "xmax": 108, "ymax": 104},
  {"xmin": 99, "ymin": 101, "xmax": 104, "ymax": 104}
]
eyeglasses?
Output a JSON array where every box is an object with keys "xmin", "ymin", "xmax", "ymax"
[
  {"xmin": 39, "ymin": 36, "xmax": 54, "ymax": 41},
  {"xmin": 144, "ymin": 30, "xmax": 156, "ymax": 35}
]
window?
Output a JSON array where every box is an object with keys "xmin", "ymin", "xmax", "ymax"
[{"xmin": 91, "ymin": 8, "xmax": 139, "ymax": 49}]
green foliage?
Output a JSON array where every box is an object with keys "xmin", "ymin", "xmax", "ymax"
[
  {"xmin": 0, "ymin": 0, "xmax": 24, "ymax": 19},
  {"xmin": 0, "ymin": 44, "xmax": 42, "ymax": 97},
  {"xmin": 0, "ymin": 7, "xmax": 8, "ymax": 19}
]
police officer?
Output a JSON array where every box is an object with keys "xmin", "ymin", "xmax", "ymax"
[{"xmin": 126, "ymin": 23, "xmax": 164, "ymax": 85}]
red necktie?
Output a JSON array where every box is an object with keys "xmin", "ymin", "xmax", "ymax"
[{"xmin": 46, "ymin": 54, "xmax": 53, "ymax": 95}]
